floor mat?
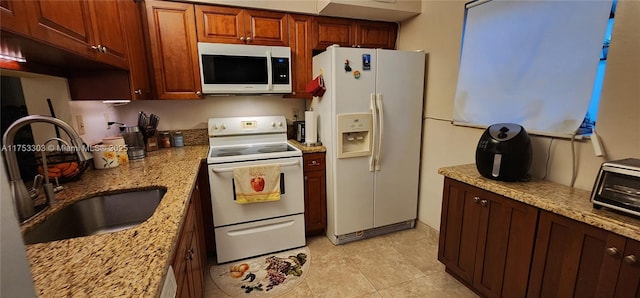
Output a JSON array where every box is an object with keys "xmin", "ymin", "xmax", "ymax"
[{"xmin": 210, "ymin": 247, "xmax": 310, "ymax": 297}]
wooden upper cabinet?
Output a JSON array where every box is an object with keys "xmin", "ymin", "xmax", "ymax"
[
  {"xmin": 23, "ymin": 0, "xmax": 128, "ymax": 69},
  {"xmin": 1, "ymin": 0, "xmax": 30, "ymax": 36},
  {"xmin": 312, "ymin": 16, "xmax": 397, "ymax": 51},
  {"xmin": 288, "ymin": 14, "xmax": 313, "ymax": 98},
  {"xmin": 244, "ymin": 9, "xmax": 288, "ymax": 46},
  {"xmin": 118, "ymin": 0, "xmax": 151, "ymax": 100},
  {"xmin": 195, "ymin": 5, "xmax": 243, "ymax": 44},
  {"xmin": 355, "ymin": 20, "xmax": 397, "ymax": 49},
  {"xmin": 87, "ymin": 0, "xmax": 128, "ymax": 67},
  {"xmin": 312, "ymin": 16, "xmax": 354, "ymax": 50},
  {"xmin": 195, "ymin": 5, "xmax": 288, "ymax": 46},
  {"xmin": 144, "ymin": 0, "xmax": 203, "ymax": 100}
]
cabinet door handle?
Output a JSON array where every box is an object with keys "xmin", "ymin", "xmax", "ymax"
[
  {"xmin": 239, "ymin": 36, "xmax": 245, "ymax": 41},
  {"xmin": 134, "ymin": 89, "xmax": 142, "ymax": 95},
  {"xmin": 480, "ymin": 199, "xmax": 488, "ymax": 207},
  {"xmin": 304, "ymin": 176, "xmax": 308, "ymax": 181},
  {"xmin": 474, "ymin": 196, "xmax": 480, "ymax": 204},
  {"xmin": 91, "ymin": 45, "xmax": 101, "ymax": 51},
  {"xmin": 196, "ymin": 91, "xmax": 203, "ymax": 97},
  {"xmin": 101, "ymin": 46, "xmax": 108, "ymax": 53},
  {"xmin": 246, "ymin": 37, "xmax": 252, "ymax": 42},
  {"xmin": 606, "ymin": 247, "xmax": 620, "ymax": 256},
  {"xmin": 624, "ymin": 255, "xmax": 638, "ymax": 265}
]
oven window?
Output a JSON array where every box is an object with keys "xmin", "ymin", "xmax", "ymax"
[{"xmin": 201, "ymin": 55, "xmax": 268, "ymax": 84}]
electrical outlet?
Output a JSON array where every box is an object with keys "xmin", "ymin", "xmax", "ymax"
[
  {"xmin": 292, "ymin": 108, "xmax": 299, "ymax": 120},
  {"xmin": 104, "ymin": 113, "xmax": 110, "ymax": 129},
  {"xmin": 75, "ymin": 115, "xmax": 86, "ymax": 135}
]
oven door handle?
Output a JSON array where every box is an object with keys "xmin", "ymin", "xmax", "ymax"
[{"xmin": 210, "ymin": 160, "xmax": 300, "ymax": 173}]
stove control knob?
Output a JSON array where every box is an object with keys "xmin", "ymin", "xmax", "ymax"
[
  {"xmin": 221, "ymin": 124, "xmax": 227, "ymax": 130},
  {"xmin": 213, "ymin": 124, "xmax": 219, "ymax": 130},
  {"xmin": 271, "ymin": 122, "xmax": 276, "ymax": 128},
  {"xmin": 277, "ymin": 121, "xmax": 283, "ymax": 127}
]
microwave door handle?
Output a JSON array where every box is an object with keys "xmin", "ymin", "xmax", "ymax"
[{"xmin": 266, "ymin": 50, "xmax": 273, "ymax": 91}]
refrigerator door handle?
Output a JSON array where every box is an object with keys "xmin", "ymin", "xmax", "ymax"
[
  {"xmin": 369, "ymin": 93, "xmax": 377, "ymax": 172},
  {"xmin": 375, "ymin": 93, "xmax": 384, "ymax": 171}
]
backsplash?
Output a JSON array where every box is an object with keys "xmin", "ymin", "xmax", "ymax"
[
  {"xmin": 114, "ymin": 96, "xmax": 306, "ymax": 132},
  {"xmin": 169, "ymin": 128, "xmax": 208, "ymax": 146}
]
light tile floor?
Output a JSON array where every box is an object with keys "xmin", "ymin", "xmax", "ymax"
[{"xmin": 205, "ymin": 223, "xmax": 478, "ymax": 297}]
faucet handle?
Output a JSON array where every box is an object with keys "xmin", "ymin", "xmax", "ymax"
[{"xmin": 29, "ymin": 174, "xmax": 44, "ymax": 199}]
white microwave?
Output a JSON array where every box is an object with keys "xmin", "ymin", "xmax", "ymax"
[{"xmin": 197, "ymin": 42, "xmax": 292, "ymax": 94}]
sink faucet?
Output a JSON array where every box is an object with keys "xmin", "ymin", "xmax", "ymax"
[{"xmin": 2, "ymin": 115, "xmax": 93, "ymax": 222}]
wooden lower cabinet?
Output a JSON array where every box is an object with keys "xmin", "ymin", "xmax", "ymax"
[
  {"xmin": 438, "ymin": 177, "xmax": 538, "ymax": 298},
  {"xmin": 528, "ymin": 210, "xmax": 640, "ymax": 298},
  {"xmin": 303, "ymin": 152, "xmax": 326, "ymax": 235},
  {"xmin": 173, "ymin": 180, "xmax": 206, "ymax": 298}
]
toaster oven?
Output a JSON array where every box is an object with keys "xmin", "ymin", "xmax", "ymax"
[{"xmin": 591, "ymin": 158, "xmax": 640, "ymax": 217}]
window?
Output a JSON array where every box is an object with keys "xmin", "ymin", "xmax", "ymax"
[
  {"xmin": 453, "ymin": 0, "xmax": 614, "ymax": 138},
  {"xmin": 580, "ymin": 0, "xmax": 617, "ymax": 135}
]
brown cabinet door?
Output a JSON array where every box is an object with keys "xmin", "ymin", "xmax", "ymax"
[
  {"xmin": 303, "ymin": 152, "xmax": 326, "ymax": 235},
  {"xmin": 312, "ymin": 16, "xmax": 354, "ymax": 50},
  {"xmin": 244, "ymin": 9, "xmax": 288, "ymax": 46},
  {"xmin": 528, "ymin": 210, "xmax": 612, "ymax": 298},
  {"xmin": 439, "ymin": 178, "xmax": 537, "ymax": 297},
  {"xmin": 1, "ymin": 0, "xmax": 30, "ymax": 35},
  {"xmin": 616, "ymin": 239, "xmax": 640, "ymax": 297},
  {"xmin": 474, "ymin": 191, "xmax": 537, "ymax": 298},
  {"xmin": 304, "ymin": 170, "xmax": 326, "ymax": 234},
  {"xmin": 118, "ymin": 0, "xmax": 151, "ymax": 100},
  {"xmin": 597, "ymin": 236, "xmax": 640, "ymax": 298},
  {"xmin": 187, "ymin": 219, "xmax": 204, "ymax": 297},
  {"xmin": 145, "ymin": 0, "xmax": 203, "ymax": 100},
  {"xmin": 438, "ymin": 178, "xmax": 482, "ymax": 284},
  {"xmin": 24, "ymin": 0, "xmax": 95, "ymax": 57},
  {"xmin": 354, "ymin": 20, "xmax": 397, "ymax": 49},
  {"xmin": 288, "ymin": 14, "xmax": 313, "ymax": 99},
  {"xmin": 195, "ymin": 5, "xmax": 244, "ymax": 44},
  {"xmin": 195, "ymin": 6, "xmax": 287, "ymax": 46},
  {"xmin": 87, "ymin": 0, "xmax": 128, "ymax": 68}
]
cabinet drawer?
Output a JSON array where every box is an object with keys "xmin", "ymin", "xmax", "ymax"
[{"xmin": 303, "ymin": 153, "xmax": 325, "ymax": 171}]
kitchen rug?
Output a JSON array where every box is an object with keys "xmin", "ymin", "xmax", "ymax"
[{"xmin": 210, "ymin": 247, "xmax": 310, "ymax": 297}]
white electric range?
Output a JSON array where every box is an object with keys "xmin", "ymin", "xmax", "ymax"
[{"xmin": 206, "ymin": 116, "xmax": 305, "ymax": 263}]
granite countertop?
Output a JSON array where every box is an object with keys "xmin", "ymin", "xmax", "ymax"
[
  {"xmin": 439, "ymin": 164, "xmax": 640, "ymax": 242},
  {"xmin": 288, "ymin": 139, "xmax": 326, "ymax": 153},
  {"xmin": 22, "ymin": 145, "xmax": 209, "ymax": 297}
]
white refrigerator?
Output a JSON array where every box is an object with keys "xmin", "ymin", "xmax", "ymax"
[{"xmin": 311, "ymin": 46, "xmax": 426, "ymax": 244}]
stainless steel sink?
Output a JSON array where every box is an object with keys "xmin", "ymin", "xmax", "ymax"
[{"xmin": 22, "ymin": 187, "xmax": 167, "ymax": 245}]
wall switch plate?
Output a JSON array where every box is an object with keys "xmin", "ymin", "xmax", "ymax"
[
  {"xmin": 75, "ymin": 115, "xmax": 86, "ymax": 135},
  {"xmin": 292, "ymin": 108, "xmax": 299, "ymax": 120}
]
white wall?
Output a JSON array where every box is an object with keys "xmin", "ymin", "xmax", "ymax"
[{"xmin": 398, "ymin": 0, "xmax": 640, "ymax": 230}]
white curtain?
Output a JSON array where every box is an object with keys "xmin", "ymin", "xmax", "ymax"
[{"xmin": 453, "ymin": 0, "xmax": 612, "ymax": 137}]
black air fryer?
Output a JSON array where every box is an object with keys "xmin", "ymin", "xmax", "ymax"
[{"xmin": 476, "ymin": 123, "xmax": 532, "ymax": 182}]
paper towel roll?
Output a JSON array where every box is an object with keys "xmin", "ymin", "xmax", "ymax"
[{"xmin": 305, "ymin": 111, "xmax": 317, "ymax": 145}]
